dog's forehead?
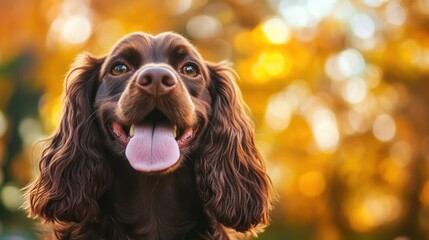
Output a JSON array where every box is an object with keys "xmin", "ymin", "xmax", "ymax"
[{"xmin": 108, "ymin": 32, "xmax": 201, "ymax": 61}]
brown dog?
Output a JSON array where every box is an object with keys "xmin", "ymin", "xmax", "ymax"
[{"xmin": 25, "ymin": 32, "xmax": 272, "ymax": 240}]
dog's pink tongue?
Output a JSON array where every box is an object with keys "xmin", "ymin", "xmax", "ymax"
[{"xmin": 125, "ymin": 122, "xmax": 179, "ymax": 172}]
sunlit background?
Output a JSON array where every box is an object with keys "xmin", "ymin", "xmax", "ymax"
[{"xmin": 1, "ymin": 0, "xmax": 429, "ymax": 239}]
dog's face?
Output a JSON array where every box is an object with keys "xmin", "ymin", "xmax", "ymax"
[{"xmin": 95, "ymin": 32, "xmax": 212, "ymax": 173}]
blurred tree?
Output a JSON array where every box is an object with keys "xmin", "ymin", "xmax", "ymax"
[{"xmin": 2, "ymin": 51, "xmax": 41, "ymax": 182}]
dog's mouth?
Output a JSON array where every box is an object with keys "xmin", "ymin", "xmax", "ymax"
[
  {"xmin": 110, "ymin": 111, "xmax": 195, "ymax": 148},
  {"xmin": 109, "ymin": 110, "xmax": 196, "ymax": 172}
]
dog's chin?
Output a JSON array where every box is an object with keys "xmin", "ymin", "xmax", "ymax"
[{"xmin": 107, "ymin": 110, "xmax": 198, "ymax": 174}]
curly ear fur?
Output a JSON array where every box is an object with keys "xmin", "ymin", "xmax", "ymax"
[
  {"xmin": 196, "ymin": 62, "xmax": 272, "ymax": 233},
  {"xmin": 24, "ymin": 54, "xmax": 111, "ymax": 235}
]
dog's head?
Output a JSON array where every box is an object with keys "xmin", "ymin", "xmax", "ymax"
[{"xmin": 95, "ymin": 32, "xmax": 211, "ymax": 173}]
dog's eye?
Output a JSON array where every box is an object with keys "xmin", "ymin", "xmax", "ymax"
[
  {"xmin": 180, "ymin": 64, "xmax": 199, "ymax": 77},
  {"xmin": 111, "ymin": 64, "xmax": 129, "ymax": 76}
]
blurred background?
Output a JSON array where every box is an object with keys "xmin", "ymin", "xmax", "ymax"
[{"xmin": 1, "ymin": 0, "xmax": 429, "ymax": 239}]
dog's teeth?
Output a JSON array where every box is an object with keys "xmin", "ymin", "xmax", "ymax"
[
  {"xmin": 129, "ymin": 125, "xmax": 135, "ymax": 137},
  {"xmin": 173, "ymin": 125, "xmax": 177, "ymax": 138}
]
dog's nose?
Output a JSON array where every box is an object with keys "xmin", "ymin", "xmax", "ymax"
[{"xmin": 136, "ymin": 67, "xmax": 177, "ymax": 96}]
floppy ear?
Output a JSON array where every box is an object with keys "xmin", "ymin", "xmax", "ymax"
[
  {"xmin": 24, "ymin": 54, "xmax": 111, "ymax": 224},
  {"xmin": 196, "ymin": 62, "xmax": 272, "ymax": 232}
]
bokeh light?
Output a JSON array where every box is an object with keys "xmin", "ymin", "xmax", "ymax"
[
  {"xmin": 280, "ymin": 3, "xmax": 313, "ymax": 29},
  {"xmin": 373, "ymin": 114, "xmax": 396, "ymax": 142},
  {"xmin": 362, "ymin": 0, "xmax": 388, "ymax": 8},
  {"xmin": 385, "ymin": 1, "xmax": 407, "ymax": 26},
  {"xmin": 47, "ymin": 0, "xmax": 93, "ymax": 46},
  {"xmin": 186, "ymin": 15, "xmax": 222, "ymax": 39},
  {"xmin": 309, "ymin": 108, "xmax": 340, "ymax": 152},
  {"xmin": 325, "ymin": 48, "xmax": 366, "ymax": 81},
  {"xmin": 346, "ymin": 191, "xmax": 402, "ymax": 232},
  {"xmin": 350, "ymin": 13, "xmax": 376, "ymax": 39},
  {"xmin": 61, "ymin": 15, "xmax": 92, "ymax": 45},
  {"xmin": 165, "ymin": 0, "xmax": 192, "ymax": 15},
  {"xmin": 1, "ymin": 183, "xmax": 23, "ymax": 211},
  {"xmin": 262, "ymin": 17, "xmax": 290, "ymax": 44},
  {"xmin": 18, "ymin": 118, "xmax": 45, "ymax": 146},
  {"xmin": 341, "ymin": 77, "xmax": 368, "ymax": 104},
  {"xmin": 251, "ymin": 50, "xmax": 292, "ymax": 82}
]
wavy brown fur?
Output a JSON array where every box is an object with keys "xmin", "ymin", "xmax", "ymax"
[{"xmin": 24, "ymin": 32, "xmax": 272, "ymax": 240}]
